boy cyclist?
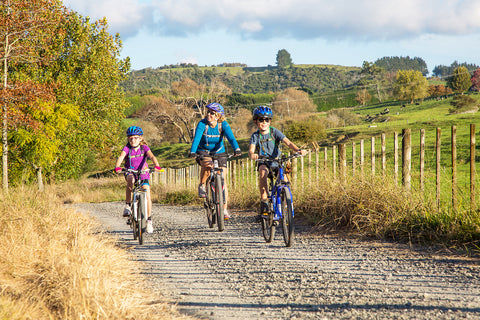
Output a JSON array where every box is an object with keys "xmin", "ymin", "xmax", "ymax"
[
  {"xmin": 115, "ymin": 126, "xmax": 162, "ymax": 233},
  {"xmin": 248, "ymin": 106, "xmax": 308, "ymax": 218}
]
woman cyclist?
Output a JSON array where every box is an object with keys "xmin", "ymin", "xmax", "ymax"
[{"xmin": 189, "ymin": 102, "xmax": 241, "ymax": 219}]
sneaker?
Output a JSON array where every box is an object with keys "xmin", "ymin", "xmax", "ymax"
[
  {"xmin": 126, "ymin": 218, "xmax": 132, "ymax": 225},
  {"xmin": 123, "ymin": 204, "xmax": 132, "ymax": 217},
  {"xmin": 260, "ymin": 201, "xmax": 270, "ymax": 214},
  {"xmin": 147, "ymin": 219, "xmax": 154, "ymax": 233},
  {"xmin": 224, "ymin": 210, "xmax": 230, "ymax": 220},
  {"xmin": 198, "ymin": 184, "xmax": 207, "ymax": 198}
]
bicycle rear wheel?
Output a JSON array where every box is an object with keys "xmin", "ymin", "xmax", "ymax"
[
  {"xmin": 138, "ymin": 193, "xmax": 147, "ymax": 245},
  {"xmin": 281, "ymin": 188, "xmax": 294, "ymax": 247},
  {"xmin": 205, "ymin": 180, "xmax": 215, "ymax": 228},
  {"xmin": 261, "ymin": 201, "xmax": 275, "ymax": 243},
  {"xmin": 214, "ymin": 175, "xmax": 225, "ymax": 232}
]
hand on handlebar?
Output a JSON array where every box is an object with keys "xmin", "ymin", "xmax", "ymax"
[
  {"xmin": 189, "ymin": 152, "xmax": 197, "ymax": 158},
  {"xmin": 114, "ymin": 167, "xmax": 122, "ymax": 173},
  {"xmin": 234, "ymin": 149, "xmax": 242, "ymax": 157}
]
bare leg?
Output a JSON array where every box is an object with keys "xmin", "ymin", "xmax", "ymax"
[
  {"xmin": 125, "ymin": 174, "xmax": 134, "ymax": 204},
  {"xmin": 258, "ymin": 165, "xmax": 269, "ymax": 201}
]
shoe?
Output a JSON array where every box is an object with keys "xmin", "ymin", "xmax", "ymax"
[
  {"xmin": 147, "ymin": 219, "xmax": 154, "ymax": 233},
  {"xmin": 224, "ymin": 210, "xmax": 230, "ymax": 220},
  {"xmin": 260, "ymin": 201, "xmax": 269, "ymax": 214},
  {"xmin": 123, "ymin": 204, "xmax": 132, "ymax": 217},
  {"xmin": 198, "ymin": 184, "xmax": 206, "ymax": 198},
  {"xmin": 126, "ymin": 218, "xmax": 132, "ymax": 225}
]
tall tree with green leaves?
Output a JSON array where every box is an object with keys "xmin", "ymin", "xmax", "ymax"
[
  {"xmin": 46, "ymin": 12, "xmax": 131, "ymax": 179},
  {"xmin": 0, "ymin": 0, "xmax": 64, "ymax": 191},
  {"xmin": 447, "ymin": 66, "xmax": 472, "ymax": 93},
  {"xmin": 394, "ymin": 70, "xmax": 429, "ymax": 103},
  {"xmin": 276, "ymin": 49, "xmax": 293, "ymax": 68}
]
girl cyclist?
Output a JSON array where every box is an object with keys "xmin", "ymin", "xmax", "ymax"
[
  {"xmin": 115, "ymin": 126, "xmax": 162, "ymax": 233},
  {"xmin": 189, "ymin": 102, "xmax": 241, "ymax": 219},
  {"xmin": 248, "ymin": 106, "xmax": 308, "ymax": 218}
]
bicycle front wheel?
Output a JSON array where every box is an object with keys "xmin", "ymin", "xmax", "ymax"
[
  {"xmin": 281, "ymin": 188, "xmax": 294, "ymax": 247},
  {"xmin": 205, "ymin": 180, "xmax": 215, "ymax": 228},
  {"xmin": 138, "ymin": 193, "xmax": 147, "ymax": 245},
  {"xmin": 214, "ymin": 175, "xmax": 225, "ymax": 232},
  {"xmin": 261, "ymin": 200, "xmax": 275, "ymax": 243}
]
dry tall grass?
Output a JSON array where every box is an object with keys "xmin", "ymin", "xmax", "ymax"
[{"xmin": 0, "ymin": 186, "xmax": 190, "ymax": 320}]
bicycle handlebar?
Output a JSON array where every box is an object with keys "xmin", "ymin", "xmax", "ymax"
[
  {"xmin": 255, "ymin": 152, "xmax": 304, "ymax": 163},
  {"xmin": 196, "ymin": 153, "xmax": 235, "ymax": 161}
]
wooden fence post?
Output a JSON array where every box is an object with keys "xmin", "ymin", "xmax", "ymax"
[
  {"xmin": 332, "ymin": 145, "xmax": 336, "ymax": 177},
  {"xmin": 381, "ymin": 133, "xmax": 386, "ymax": 176},
  {"xmin": 352, "ymin": 141, "xmax": 356, "ymax": 177},
  {"xmin": 420, "ymin": 129, "xmax": 425, "ymax": 191},
  {"xmin": 339, "ymin": 143, "xmax": 346, "ymax": 184},
  {"xmin": 452, "ymin": 126, "xmax": 457, "ymax": 212},
  {"xmin": 360, "ymin": 139, "xmax": 364, "ymax": 176},
  {"xmin": 371, "ymin": 136, "xmax": 375, "ymax": 176},
  {"xmin": 402, "ymin": 128, "xmax": 411, "ymax": 191},
  {"xmin": 324, "ymin": 147, "xmax": 328, "ymax": 171},
  {"xmin": 436, "ymin": 128, "xmax": 442, "ymax": 210},
  {"xmin": 471, "ymin": 124, "xmax": 476, "ymax": 211},
  {"xmin": 394, "ymin": 132, "xmax": 398, "ymax": 185}
]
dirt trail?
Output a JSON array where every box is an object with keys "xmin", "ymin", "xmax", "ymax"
[{"xmin": 74, "ymin": 202, "xmax": 480, "ymax": 320}]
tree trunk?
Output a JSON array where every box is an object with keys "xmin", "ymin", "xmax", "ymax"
[
  {"xmin": 2, "ymin": 39, "xmax": 9, "ymax": 192},
  {"xmin": 36, "ymin": 167, "xmax": 44, "ymax": 191}
]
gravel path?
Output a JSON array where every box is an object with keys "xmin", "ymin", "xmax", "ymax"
[{"xmin": 74, "ymin": 202, "xmax": 480, "ymax": 320}]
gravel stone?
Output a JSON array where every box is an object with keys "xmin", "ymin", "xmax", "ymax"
[{"xmin": 73, "ymin": 202, "xmax": 480, "ymax": 320}]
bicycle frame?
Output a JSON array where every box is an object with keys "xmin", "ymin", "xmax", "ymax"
[
  {"xmin": 269, "ymin": 161, "xmax": 294, "ymax": 221},
  {"xmin": 257, "ymin": 153, "xmax": 302, "ymax": 246},
  {"xmin": 122, "ymin": 168, "xmax": 150, "ymax": 244},
  {"xmin": 199, "ymin": 153, "xmax": 234, "ymax": 231}
]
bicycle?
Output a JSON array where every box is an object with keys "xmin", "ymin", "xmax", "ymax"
[
  {"xmin": 119, "ymin": 168, "xmax": 152, "ymax": 245},
  {"xmin": 199, "ymin": 153, "xmax": 234, "ymax": 232},
  {"xmin": 256, "ymin": 153, "xmax": 303, "ymax": 247}
]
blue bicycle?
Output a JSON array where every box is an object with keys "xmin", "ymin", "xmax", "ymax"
[{"xmin": 256, "ymin": 153, "xmax": 302, "ymax": 247}]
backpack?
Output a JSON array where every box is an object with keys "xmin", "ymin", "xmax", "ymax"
[
  {"xmin": 255, "ymin": 127, "xmax": 281, "ymax": 156},
  {"xmin": 124, "ymin": 144, "xmax": 148, "ymax": 169}
]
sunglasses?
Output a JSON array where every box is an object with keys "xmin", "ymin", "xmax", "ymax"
[
  {"xmin": 257, "ymin": 118, "xmax": 271, "ymax": 123},
  {"xmin": 207, "ymin": 110, "xmax": 217, "ymax": 115}
]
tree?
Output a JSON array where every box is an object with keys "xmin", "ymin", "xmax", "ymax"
[
  {"xmin": 0, "ymin": 0, "xmax": 65, "ymax": 191},
  {"xmin": 447, "ymin": 66, "xmax": 471, "ymax": 93},
  {"xmin": 47, "ymin": 12, "xmax": 130, "ymax": 179},
  {"xmin": 394, "ymin": 70, "xmax": 429, "ymax": 103},
  {"xmin": 140, "ymin": 78, "xmax": 232, "ymax": 143},
  {"xmin": 471, "ymin": 68, "xmax": 480, "ymax": 92},
  {"xmin": 276, "ymin": 49, "xmax": 293, "ymax": 68},
  {"xmin": 355, "ymin": 89, "xmax": 371, "ymax": 106},
  {"xmin": 272, "ymin": 88, "xmax": 316, "ymax": 119}
]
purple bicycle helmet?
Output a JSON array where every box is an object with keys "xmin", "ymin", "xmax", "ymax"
[
  {"xmin": 126, "ymin": 126, "xmax": 143, "ymax": 136},
  {"xmin": 206, "ymin": 102, "xmax": 225, "ymax": 116},
  {"xmin": 253, "ymin": 105, "xmax": 273, "ymax": 120}
]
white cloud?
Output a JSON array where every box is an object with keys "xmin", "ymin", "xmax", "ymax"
[{"xmin": 65, "ymin": 0, "xmax": 480, "ymax": 41}]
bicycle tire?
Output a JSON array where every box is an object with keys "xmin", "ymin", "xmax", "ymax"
[
  {"xmin": 205, "ymin": 180, "xmax": 215, "ymax": 228},
  {"xmin": 281, "ymin": 188, "xmax": 294, "ymax": 247},
  {"xmin": 138, "ymin": 192, "xmax": 147, "ymax": 245},
  {"xmin": 214, "ymin": 174, "xmax": 225, "ymax": 232},
  {"xmin": 261, "ymin": 200, "xmax": 275, "ymax": 243},
  {"xmin": 131, "ymin": 202, "xmax": 138, "ymax": 240}
]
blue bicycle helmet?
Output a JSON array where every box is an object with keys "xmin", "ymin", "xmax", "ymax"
[
  {"xmin": 206, "ymin": 102, "xmax": 225, "ymax": 116},
  {"xmin": 253, "ymin": 105, "xmax": 273, "ymax": 120},
  {"xmin": 126, "ymin": 126, "xmax": 143, "ymax": 136}
]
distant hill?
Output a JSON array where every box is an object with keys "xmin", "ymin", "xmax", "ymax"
[{"xmin": 120, "ymin": 64, "xmax": 362, "ymax": 95}]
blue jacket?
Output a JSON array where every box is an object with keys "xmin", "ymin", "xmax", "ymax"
[{"xmin": 190, "ymin": 119, "xmax": 240, "ymax": 154}]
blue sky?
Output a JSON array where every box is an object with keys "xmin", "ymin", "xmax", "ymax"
[{"xmin": 63, "ymin": 0, "xmax": 480, "ymax": 75}]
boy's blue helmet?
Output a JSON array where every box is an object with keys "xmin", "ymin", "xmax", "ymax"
[
  {"xmin": 126, "ymin": 126, "xmax": 143, "ymax": 136},
  {"xmin": 253, "ymin": 106, "xmax": 273, "ymax": 120},
  {"xmin": 206, "ymin": 102, "xmax": 225, "ymax": 115}
]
